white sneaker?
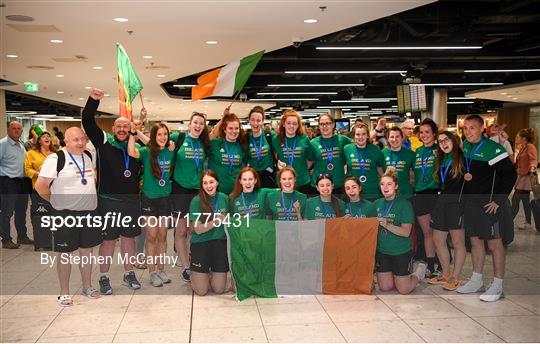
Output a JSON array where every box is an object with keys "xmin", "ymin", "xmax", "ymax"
[
  {"xmin": 412, "ymin": 262, "xmax": 428, "ymax": 282},
  {"xmin": 479, "ymin": 283, "xmax": 504, "ymax": 302},
  {"xmin": 150, "ymin": 272, "xmax": 163, "ymax": 287},
  {"xmin": 157, "ymin": 270, "xmax": 171, "ymax": 284},
  {"xmin": 457, "ymin": 279, "xmax": 484, "ymax": 294}
]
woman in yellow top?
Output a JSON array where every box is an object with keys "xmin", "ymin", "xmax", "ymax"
[{"xmin": 25, "ymin": 126, "xmax": 56, "ymax": 250}]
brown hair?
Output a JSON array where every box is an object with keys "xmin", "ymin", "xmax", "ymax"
[
  {"xmin": 190, "ymin": 112, "xmax": 211, "ymax": 151},
  {"xmin": 219, "ymin": 112, "xmax": 247, "ymax": 145},
  {"xmin": 248, "ymin": 106, "xmax": 265, "ymax": 119},
  {"xmin": 380, "ymin": 169, "xmax": 399, "ymax": 187},
  {"xmin": 318, "ymin": 113, "xmax": 334, "ymax": 124},
  {"xmin": 277, "ymin": 166, "xmax": 297, "ymax": 189},
  {"xmin": 278, "ymin": 109, "xmax": 306, "ymax": 143},
  {"xmin": 386, "ymin": 127, "xmax": 404, "ymax": 139},
  {"xmin": 343, "ymin": 176, "xmax": 364, "ymax": 201},
  {"xmin": 316, "ymin": 173, "xmax": 341, "ymax": 216},
  {"xmin": 33, "ymin": 132, "xmax": 56, "ymax": 154},
  {"xmin": 230, "ymin": 167, "xmax": 261, "ymax": 207},
  {"xmin": 435, "ymin": 130, "xmax": 464, "ymax": 181},
  {"xmin": 149, "ymin": 123, "xmax": 170, "ymax": 179},
  {"xmin": 517, "ymin": 128, "xmax": 536, "ymax": 144},
  {"xmin": 198, "ymin": 169, "xmax": 220, "ymax": 214},
  {"xmin": 350, "ymin": 123, "xmax": 370, "ymax": 140}
]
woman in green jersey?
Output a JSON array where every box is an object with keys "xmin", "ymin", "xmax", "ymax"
[
  {"xmin": 375, "ymin": 170, "xmax": 427, "ymax": 294},
  {"xmin": 266, "ymin": 166, "xmax": 306, "ymax": 221},
  {"xmin": 344, "ymin": 123, "xmax": 384, "ymax": 201},
  {"xmin": 128, "ymin": 123, "xmax": 175, "ymax": 287},
  {"xmin": 304, "ymin": 174, "xmax": 345, "ymax": 220},
  {"xmin": 246, "ymin": 106, "xmax": 276, "ymax": 188},
  {"xmin": 382, "ymin": 127, "xmax": 415, "ymax": 199},
  {"xmin": 343, "ymin": 176, "xmax": 377, "ymax": 218},
  {"xmin": 169, "ymin": 112, "xmax": 210, "ymax": 283},
  {"xmin": 189, "ymin": 170, "xmax": 229, "ymax": 296},
  {"xmin": 271, "ymin": 110, "xmax": 315, "ymax": 195},
  {"xmin": 208, "ymin": 112, "xmax": 247, "ymax": 193},
  {"xmin": 413, "ymin": 118, "xmax": 439, "ymax": 277},
  {"xmin": 311, "ymin": 114, "xmax": 352, "ymax": 194},
  {"xmin": 229, "ymin": 167, "xmax": 269, "ymax": 219}
]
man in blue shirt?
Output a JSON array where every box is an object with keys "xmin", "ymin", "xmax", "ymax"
[{"xmin": 0, "ymin": 121, "xmax": 33, "ymax": 249}]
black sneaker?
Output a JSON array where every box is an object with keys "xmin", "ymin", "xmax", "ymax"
[
  {"xmin": 122, "ymin": 271, "xmax": 141, "ymax": 290},
  {"xmin": 17, "ymin": 237, "xmax": 34, "ymax": 245},
  {"xmin": 181, "ymin": 268, "xmax": 191, "ymax": 282},
  {"xmin": 99, "ymin": 275, "xmax": 113, "ymax": 295}
]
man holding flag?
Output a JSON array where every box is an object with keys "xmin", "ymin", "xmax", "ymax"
[{"xmin": 80, "ymin": 43, "xmax": 144, "ymax": 294}]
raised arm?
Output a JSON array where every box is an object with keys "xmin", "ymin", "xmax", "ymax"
[
  {"xmin": 128, "ymin": 122, "xmax": 141, "ymax": 159},
  {"xmin": 81, "ymin": 88, "xmax": 105, "ymax": 147},
  {"xmin": 209, "ymin": 107, "xmax": 229, "ymax": 139}
]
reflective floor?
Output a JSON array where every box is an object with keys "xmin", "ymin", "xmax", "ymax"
[{"xmin": 1, "ymin": 209, "xmax": 539, "ymax": 343}]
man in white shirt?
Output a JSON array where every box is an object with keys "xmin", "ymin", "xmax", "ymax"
[{"xmin": 35, "ymin": 127, "xmax": 102, "ymax": 306}]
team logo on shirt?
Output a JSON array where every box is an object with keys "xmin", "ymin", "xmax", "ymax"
[
  {"xmin": 315, "ymin": 206, "xmax": 320, "ymax": 211},
  {"xmin": 276, "ymin": 202, "xmax": 281, "ymax": 207}
]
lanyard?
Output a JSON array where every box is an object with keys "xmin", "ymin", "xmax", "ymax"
[
  {"xmin": 281, "ymin": 191, "xmax": 296, "ymax": 221},
  {"xmin": 389, "ymin": 149, "xmax": 403, "ymax": 168},
  {"xmin": 321, "ymin": 136, "xmax": 335, "ymax": 164},
  {"xmin": 189, "ymin": 136, "xmax": 202, "ymax": 170},
  {"xmin": 347, "ymin": 201, "xmax": 363, "ymax": 217},
  {"xmin": 285, "ymin": 136, "xmax": 297, "ymax": 166},
  {"xmin": 465, "ymin": 139, "xmax": 485, "ymax": 173},
  {"xmin": 382, "ymin": 199, "xmax": 396, "ymax": 218},
  {"xmin": 241, "ymin": 191, "xmax": 256, "ymax": 216},
  {"xmin": 319, "ymin": 198, "xmax": 335, "ymax": 218},
  {"xmin": 403, "ymin": 139, "xmax": 411, "ymax": 150},
  {"xmin": 224, "ymin": 140, "xmax": 237, "ymax": 171},
  {"xmin": 251, "ymin": 133, "xmax": 264, "ymax": 161},
  {"xmin": 420, "ymin": 147, "xmax": 433, "ymax": 179},
  {"xmin": 356, "ymin": 146, "xmax": 368, "ymax": 176},
  {"xmin": 67, "ymin": 152, "xmax": 86, "ymax": 184},
  {"xmin": 439, "ymin": 157, "xmax": 453, "ymax": 185},
  {"xmin": 211, "ymin": 194, "xmax": 219, "ymax": 213},
  {"xmin": 157, "ymin": 151, "xmax": 166, "ymax": 180}
]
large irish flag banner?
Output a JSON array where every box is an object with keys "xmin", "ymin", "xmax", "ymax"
[
  {"xmin": 117, "ymin": 43, "xmax": 143, "ymax": 121},
  {"xmin": 192, "ymin": 50, "xmax": 264, "ymax": 101},
  {"xmin": 226, "ymin": 218, "xmax": 379, "ymax": 301}
]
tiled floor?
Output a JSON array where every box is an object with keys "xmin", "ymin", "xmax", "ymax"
[{"xmin": 1, "ymin": 211, "xmax": 539, "ymax": 343}]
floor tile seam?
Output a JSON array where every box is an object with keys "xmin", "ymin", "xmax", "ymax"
[
  {"xmin": 254, "ymin": 296, "xmax": 270, "ymax": 343},
  {"xmin": 436, "ymin": 290, "xmax": 507, "ymax": 342},
  {"xmin": 315, "ymin": 293, "xmax": 349, "ymax": 343}
]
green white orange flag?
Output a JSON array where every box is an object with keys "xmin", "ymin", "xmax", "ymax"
[
  {"xmin": 191, "ymin": 50, "xmax": 264, "ymax": 101},
  {"xmin": 117, "ymin": 43, "xmax": 143, "ymax": 120},
  {"xmin": 226, "ymin": 218, "xmax": 379, "ymax": 301}
]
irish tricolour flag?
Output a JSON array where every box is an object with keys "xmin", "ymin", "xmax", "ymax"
[
  {"xmin": 191, "ymin": 50, "xmax": 264, "ymax": 101},
  {"xmin": 117, "ymin": 43, "xmax": 143, "ymax": 121},
  {"xmin": 226, "ymin": 218, "xmax": 379, "ymax": 301}
]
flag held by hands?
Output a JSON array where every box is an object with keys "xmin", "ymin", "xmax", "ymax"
[
  {"xmin": 192, "ymin": 50, "xmax": 264, "ymax": 101},
  {"xmin": 117, "ymin": 43, "xmax": 143, "ymax": 120}
]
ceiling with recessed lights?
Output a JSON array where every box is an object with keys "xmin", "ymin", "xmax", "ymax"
[
  {"xmin": 1, "ymin": 0, "xmax": 433, "ymax": 120},
  {"xmin": 2, "ymin": 0, "xmax": 540, "ymax": 123}
]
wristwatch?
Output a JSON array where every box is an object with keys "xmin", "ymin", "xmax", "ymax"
[{"xmin": 129, "ymin": 131, "xmax": 137, "ymax": 136}]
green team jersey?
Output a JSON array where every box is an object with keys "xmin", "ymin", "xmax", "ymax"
[
  {"xmin": 265, "ymin": 189, "xmax": 307, "ymax": 221},
  {"xmin": 344, "ymin": 143, "xmax": 384, "ymax": 200},
  {"xmin": 189, "ymin": 192, "xmax": 229, "ymax": 243},
  {"xmin": 271, "ymin": 135, "xmax": 314, "ymax": 187},
  {"xmin": 374, "ymin": 196, "xmax": 414, "ymax": 255},
  {"xmin": 139, "ymin": 147, "xmax": 174, "ymax": 199},
  {"xmin": 304, "ymin": 196, "xmax": 346, "ymax": 220},
  {"xmin": 207, "ymin": 137, "xmax": 247, "ymax": 194},
  {"xmin": 414, "ymin": 144, "xmax": 438, "ymax": 192},
  {"xmin": 230, "ymin": 188, "xmax": 270, "ymax": 219},
  {"xmin": 247, "ymin": 131, "xmax": 276, "ymax": 172},
  {"xmin": 170, "ymin": 132, "xmax": 206, "ymax": 190},
  {"xmin": 310, "ymin": 134, "xmax": 352, "ymax": 188},
  {"xmin": 344, "ymin": 199, "xmax": 377, "ymax": 218},
  {"xmin": 382, "ymin": 147, "xmax": 416, "ymax": 198}
]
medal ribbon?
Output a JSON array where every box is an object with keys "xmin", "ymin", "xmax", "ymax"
[{"xmin": 67, "ymin": 152, "xmax": 86, "ymax": 182}]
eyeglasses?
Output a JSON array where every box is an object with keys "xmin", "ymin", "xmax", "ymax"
[
  {"xmin": 403, "ymin": 127, "xmax": 414, "ymax": 130},
  {"xmin": 192, "ymin": 112, "xmax": 207, "ymax": 119},
  {"xmin": 319, "ymin": 122, "xmax": 333, "ymax": 127},
  {"xmin": 438, "ymin": 137, "xmax": 451, "ymax": 144},
  {"xmin": 318, "ymin": 173, "xmax": 330, "ymax": 178}
]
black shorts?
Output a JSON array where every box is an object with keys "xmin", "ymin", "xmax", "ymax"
[
  {"xmin": 414, "ymin": 189, "xmax": 439, "ymax": 216},
  {"xmin": 375, "ymin": 250, "xmax": 413, "ymax": 276},
  {"xmin": 51, "ymin": 209, "xmax": 102, "ymax": 252},
  {"xmin": 141, "ymin": 194, "xmax": 171, "ymax": 217},
  {"xmin": 463, "ymin": 202, "xmax": 501, "ymax": 240},
  {"xmin": 171, "ymin": 182, "xmax": 198, "ymax": 216},
  {"xmin": 431, "ymin": 201, "xmax": 463, "ymax": 231},
  {"xmin": 98, "ymin": 196, "xmax": 141, "ymax": 240},
  {"xmin": 190, "ymin": 239, "xmax": 229, "ymax": 273}
]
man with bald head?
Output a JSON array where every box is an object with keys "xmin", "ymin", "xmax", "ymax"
[
  {"xmin": 1, "ymin": 121, "xmax": 33, "ymax": 248},
  {"xmin": 81, "ymin": 88, "xmax": 143, "ymax": 294},
  {"xmin": 36, "ymin": 126, "xmax": 102, "ymax": 305}
]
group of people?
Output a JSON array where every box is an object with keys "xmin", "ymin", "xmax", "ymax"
[{"xmin": 1, "ymin": 87, "xmax": 537, "ymax": 307}]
